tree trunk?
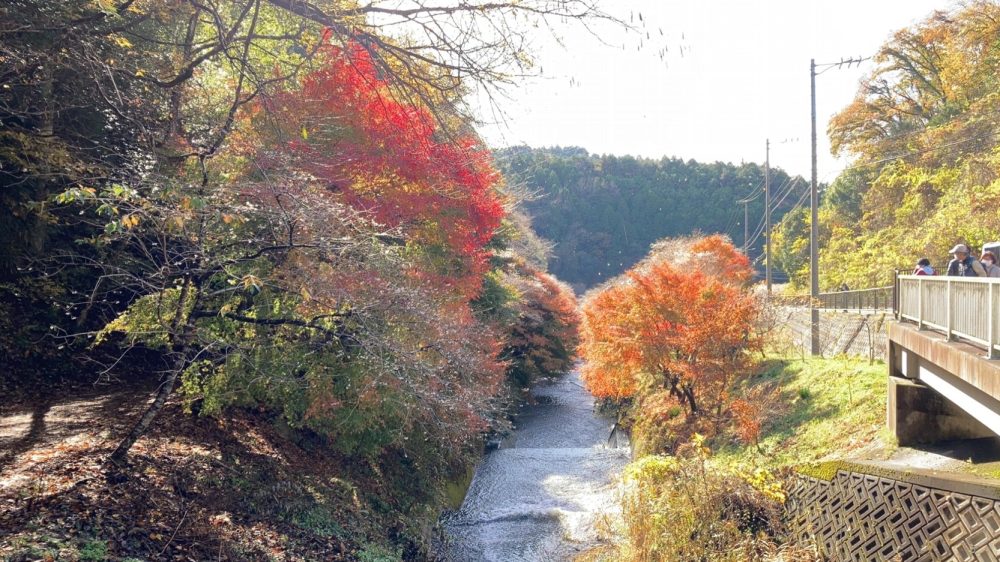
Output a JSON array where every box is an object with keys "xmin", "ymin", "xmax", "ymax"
[
  {"xmin": 108, "ymin": 348, "xmax": 189, "ymax": 465},
  {"xmin": 109, "ymin": 279, "xmax": 197, "ymax": 465},
  {"xmin": 38, "ymin": 59, "xmax": 54, "ymax": 137},
  {"xmin": 683, "ymin": 386, "xmax": 698, "ymax": 415}
]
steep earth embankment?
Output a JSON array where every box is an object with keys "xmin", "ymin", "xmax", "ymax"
[{"xmin": 0, "ymin": 386, "xmax": 439, "ymax": 561}]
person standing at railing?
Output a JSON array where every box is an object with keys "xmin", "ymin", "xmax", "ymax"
[
  {"xmin": 912, "ymin": 258, "xmax": 936, "ymax": 276},
  {"xmin": 946, "ymin": 244, "xmax": 986, "ymax": 277},
  {"xmin": 981, "ymin": 251, "xmax": 1000, "ymax": 278}
]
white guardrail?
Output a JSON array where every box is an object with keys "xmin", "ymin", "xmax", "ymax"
[{"xmin": 896, "ymin": 275, "xmax": 1000, "ymax": 358}]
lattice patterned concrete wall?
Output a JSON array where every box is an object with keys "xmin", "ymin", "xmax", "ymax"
[{"xmin": 786, "ymin": 463, "xmax": 1000, "ymax": 561}]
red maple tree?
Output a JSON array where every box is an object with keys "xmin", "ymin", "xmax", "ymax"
[
  {"xmin": 504, "ymin": 263, "xmax": 581, "ymax": 386},
  {"xmin": 260, "ymin": 42, "xmax": 505, "ymax": 298},
  {"xmin": 579, "ymin": 235, "xmax": 761, "ymax": 449}
]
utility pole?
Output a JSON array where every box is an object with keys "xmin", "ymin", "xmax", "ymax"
[
  {"xmin": 810, "ymin": 59, "xmax": 820, "ymax": 355},
  {"xmin": 809, "ymin": 55, "xmax": 868, "ymax": 356},
  {"xmin": 743, "ymin": 199, "xmax": 749, "ymax": 255},
  {"xmin": 765, "ymin": 139, "xmax": 772, "ymax": 295},
  {"xmin": 737, "ymin": 189, "xmax": 760, "ymax": 256}
]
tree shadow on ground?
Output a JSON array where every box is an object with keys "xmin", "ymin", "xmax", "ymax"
[
  {"xmin": 0, "ymin": 396, "xmax": 415, "ymax": 561},
  {"xmin": 0, "ymin": 402, "xmax": 51, "ymax": 472},
  {"xmin": 0, "ymin": 374, "xmax": 160, "ymax": 474}
]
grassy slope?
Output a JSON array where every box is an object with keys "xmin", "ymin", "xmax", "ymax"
[
  {"xmin": 712, "ymin": 354, "xmax": 890, "ymax": 470},
  {"xmin": 575, "ymin": 355, "xmax": 885, "ymax": 562}
]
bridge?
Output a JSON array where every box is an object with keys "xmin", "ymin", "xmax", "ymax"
[
  {"xmin": 784, "ymin": 277, "xmax": 1000, "ymax": 561},
  {"xmin": 820, "ymin": 276, "xmax": 1000, "ymax": 446}
]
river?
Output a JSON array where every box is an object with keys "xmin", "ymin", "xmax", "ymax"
[{"xmin": 440, "ymin": 371, "xmax": 630, "ymax": 561}]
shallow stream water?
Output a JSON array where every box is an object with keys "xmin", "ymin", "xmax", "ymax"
[{"xmin": 440, "ymin": 372, "xmax": 630, "ymax": 561}]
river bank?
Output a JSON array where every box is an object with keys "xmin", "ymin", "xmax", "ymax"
[{"xmin": 578, "ymin": 354, "xmax": 889, "ymax": 562}]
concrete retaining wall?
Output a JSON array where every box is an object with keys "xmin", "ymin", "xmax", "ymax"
[{"xmin": 786, "ymin": 461, "xmax": 1000, "ymax": 561}]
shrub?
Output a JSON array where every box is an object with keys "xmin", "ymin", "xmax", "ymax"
[
  {"xmin": 78, "ymin": 539, "xmax": 108, "ymax": 562},
  {"xmin": 592, "ymin": 437, "xmax": 814, "ymax": 562},
  {"xmin": 357, "ymin": 544, "xmax": 402, "ymax": 562}
]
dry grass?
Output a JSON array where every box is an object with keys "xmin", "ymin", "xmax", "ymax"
[{"xmin": 578, "ymin": 448, "xmax": 821, "ymax": 562}]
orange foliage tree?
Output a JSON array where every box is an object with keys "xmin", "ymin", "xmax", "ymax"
[
  {"xmin": 579, "ymin": 235, "xmax": 761, "ymax": 451},
  {"xmin": 504, "ymin": 263, "xmax": 581, "ymax": 387}
]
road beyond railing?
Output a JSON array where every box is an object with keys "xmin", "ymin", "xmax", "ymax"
[{"xmin": 896, "ymin": 275, "xmax": 1000, "ymax": 358}]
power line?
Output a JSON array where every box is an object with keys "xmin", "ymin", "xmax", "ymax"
[
  {"xmin": 732, "ymin": 169, "xmax": 800, "ymax": 256},
  {"xmin": 739, "ymin": 179, "xmax": 765, "ymax": 202},
  {"xmin": 721, "ymin": 203, "xmax": 744, "ymax": 242},
  {"xmin": 744, "ymin": 197, "xmax": 771, "ymax": 249},
  {"xmin": 769, "ymin": 177, "xmax": 801, "ymax": 212},
  {"xmin": 762, "ymin": 184, "xmax": 811, "ymax": 251},
  {"xmin": 745, "ymin": 177, "xmax": 796, "ymax": 248},
  {"xmin": 742, "ymin": 176, "xmax": 799, "ymax": 252},
  {"xmin": 832, "ymin": 100, "xmax": 1000, "ymax": 157},
  {"xmin": 799, "ymin": 129, "xmax": 997, "ymax": 203},
  {"xmin": 725, "ymin": 178, "xmax": 765, "ymax": 246},
  {"xmin": 745, "ymin": 204, "xmax": 772, "ymax": 249},
  {"xmin": 735, "ymin": 179, "xmax": 765, "ymax": 251},
  {"xmin": 766, "ymin": 139, "xmax": 772, "ymax": 294},
  {"xmin": 814, "ymin": 56, "xmax": 870, "ymax": 75},
  {"xmin": 777, "ymin": 185, "xmax": 811, "ymax": 228},
  {"xmin": 723, "ymin": 182, "xmax": 760, "ymax": 236}
]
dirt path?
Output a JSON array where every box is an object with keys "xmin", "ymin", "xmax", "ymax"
[
  {"xmin": 0, "ymin": 384, "xmax": 382, "ymax": 561},
  {"xmin": 1, "ymin": 388, "xmax": 151, "ymax": 481}
]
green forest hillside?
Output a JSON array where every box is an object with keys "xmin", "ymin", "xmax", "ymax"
[
  {"xmin": 772, "ymin": 1, "xmax": 1000, "ymax": 291},
  {"xmin": 495, "ymin": 146, "xmax": 804, "ymax": 290}
]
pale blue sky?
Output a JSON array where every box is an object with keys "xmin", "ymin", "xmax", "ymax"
[{"xmin": 477, "ymin": 0, "xmax": 952, "ymax": 179}]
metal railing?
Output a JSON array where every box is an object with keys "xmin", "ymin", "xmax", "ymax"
[
  {"xmin": 816, "ymin": 286, "xmax": 894, "ymax": 312},
  {"xmin": 896, "ymin": 275, "xmax": 1000, "ymax": 358}
]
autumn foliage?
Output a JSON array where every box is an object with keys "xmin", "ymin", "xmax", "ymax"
[
  {"xmin": 579, "ymin": 235, "xmax": 761, "ymax": 452},
  {"xmin": 504, "ymin": 264, "xmax": 582, "ymax": 386},
  {"xmin": 262, "ymin": 43, "xmax": 505, "ymax": 298},
  {"xmin": 729, "ymin": 399, "xmax": 762, "ymax": 449},
  {"xmin": 180, "ymin": 42, "xmax": 523, "ymax": 456},
  {"xmin": 773, "ymin": 3, "xmax": 1000, "ymax": 291},
  {"xmin": 0, "ymin": 1, "xmax": 621, "ymax": 558},
  {"xmin": 45, "ymin": 37, "xmax": 528, "ymax": 468}
]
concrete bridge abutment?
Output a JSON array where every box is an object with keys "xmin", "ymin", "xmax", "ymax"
[
  {"xmin": 887, "ymin": 376, "xmax": 994, "ymax": 446},
  {"xmin": 888, "ymin": 322, "xmax": 1000, "ymax": 445}
]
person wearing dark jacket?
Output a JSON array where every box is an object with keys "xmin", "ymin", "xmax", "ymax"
[{"xmin": 946, "ymin": 244, "xmax": 986, "ymax": 277}]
